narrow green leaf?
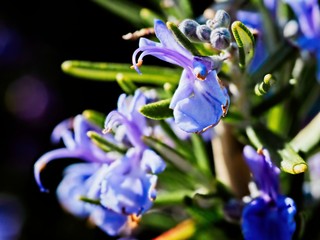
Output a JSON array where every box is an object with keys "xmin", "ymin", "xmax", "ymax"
[
  {"xmin": 290, "ymin": 113, "xmax": 320, "ymax": 154},
  {"xmin": 246, "ymin": 125, "xmax": 308, "ymax": 174},
  {"xmin": 231, "ymin": 21, "xmax": 255, "ymax": 69},
  {"xmin": 139, "ymin": 99, "xmax": 173, "ymax": 120},
  {"xmin": 278, "ymin": 144, "xmax": 308, "ymax": 174},
  {"xmin": 87, "ymin": 131, "xmax": 127, "ymax": 154},
  {"xmin": 141, "ymin": 212, "xmax": 177, "ymax": 230},
  {"xmin": 142, "ymin": 136, "xmax": 209, "ymax": 184},
  {"xmin": 61, "ymin": 60, "xmax": 180, "ymax": 85},
  {"xmin": 155, "ymin": 190, "xmax": 194, "ymax": 206},
  {"xmin": 179, "ymin": 0, "xmax": 193, "ymax": 18},
  {"xmin": 93, "ymin": 0, "xmax": 144, "ymax": 27},
  {"xmin": 116, "ymin": 73, "xmax": 137, "ymax": 95},
  {"xmin": 159, "ymin": 120, "xmax": 195, "ymax": 160},
  {"xmin": 140, "ymin": 8, "xmax": 163, "ymax": 26},
  {"xmin": 79, "ymin": 196, "xmax": 101, "ymax": 205},
  {"xmin": 166, "ymin": 21, "xmax": 201, "ymax": 56},
  {"xmin": 82, "ymin": 109, "xmax": 106, "ymax": 128},
  {"xmin": 191, "ymin": 134, "xmax": 211, "ymax": 177}
]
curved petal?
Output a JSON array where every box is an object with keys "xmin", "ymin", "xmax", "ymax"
[
  {"xmin": 173, "ymin": 90, "xmax": 223, "ymax": 133},
  {"xmin": 140, "ymin": 149, "xmax": 166, "ymax": 174},
  {"xmin": 243, "ymin": 145, "xmax": 280, "ymax": 200},
  {"xmin": 56, "ymin": 163, "xmax": 99, "ymax": 218},
  {"xmin": 170, "ymin": 70, "xmax": 193, "ymax": 109},
  {"xmin": 90, "ymin": 207, "xmax": 128, "ymax": 236},
  {"xmin": 34, "ymin": 148, "xmax": 84, "ymax": 192},
  {"xmin": 50, "ymin": 117, "xmax": 73, "ymax": 144},
  {"xmin": 153, "ymin": 19, "xmax": 192, "ymax": 58},
  {"xmin": 104, "ymin": 110, "xmax": 126, "ymax": 131}
]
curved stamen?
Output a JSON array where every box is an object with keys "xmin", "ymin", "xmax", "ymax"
[{"xmin": 131, "ymin": 46, "xmax": 192, "ymax": 74}]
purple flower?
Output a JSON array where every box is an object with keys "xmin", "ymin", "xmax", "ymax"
[
  {"xmin": 103, "ymin": 90, "xmax": 166, "ymax": 214},
  {"xmin": 56, "ymin": 163, "xmax": 135, "ymax": 236},
  {"xmin": 100, "ymin": 148, "xmax": 165, "ymax": 215},
  {"xmin": 132, "ymin": 19, "xmax": 229, "ymax": 133},
  {"xmin": 104, "ymin": 90, "xmax": 151, "ymax": 150},
  {"xmin": 241, "ymin": 145, "xmax": 296, "ymax": 240},
  {"xmin": 284, "ymin": 0, "xmax": 320, "ymax": 82},
  {"xmin": 34, "ymin": 90, "xmax": 166, "ymax": 237},
  {"xmin": 34, "ymin": 114, "xmax": 117, "ymax": 192}
]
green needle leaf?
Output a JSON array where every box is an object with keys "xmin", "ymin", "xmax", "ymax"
[
  {"xmin": 93, "ymin": 0, "xmax": 144, "ymax": 27},
  {"xmin": 87, "ymin": 131, "xmax": 127, "ymax": 154},
  {"xmin": 139, "ymin": 99, "xmax": 173, "ymax": 120},
  {"xmin": 61, "ymin": 60, "xmax": 180, "ymax": 85},
  {"xmin": 82, "ymin": 109, "xmax": 106, "ymax": 128},
  {"xmin": 142, "ymin": 136, "xmax": 208, "ymax": 184},
  {"xmin": 191, "ymin": 134, "xmax": 211, "ymax": 177},
  {"xmin": 79, "ymin": 196, "xmax": 101, "ymax": 205},
  {"xmin": 116, "ymin": 73, "xmax": 137, "ymax": 95},
  {"xmin": 231, "ymin": 21, "xmax": 255, "ymax": 69},
  {"xmin": 290, "ymin": 113, "xmax": 320, "ymax": 154},
  {"xmin": 140, "ymin": 8, "xmax": 163, "ymax": 26}
]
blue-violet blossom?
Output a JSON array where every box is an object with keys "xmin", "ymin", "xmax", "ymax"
[
  {"xmin": 241, "ymin": 145, "xmax": 296, "ymax": 240},
  {"xmin": 34, "ymin": 90, "xmax": 166, "ymax": 236},
  {"xmin": 284, "ymin": 0, "xmax": 320, "ymax": 82},
  {"xmin": 132, "ymin": 19, "xmax": 230, "ymax": 133}
]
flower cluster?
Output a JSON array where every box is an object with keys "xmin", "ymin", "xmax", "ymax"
[
  {"xmin": 33, "ymin": 0, "xmax": 320, "ymax": 239},
  {"xmin": 34, "ymin": 90, "xmax": 166, "ymax": 236}
]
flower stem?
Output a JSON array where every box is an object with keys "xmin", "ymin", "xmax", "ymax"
[{"xmin": 211, "ymin": 122, "xmax": 250, "ymax": 198}]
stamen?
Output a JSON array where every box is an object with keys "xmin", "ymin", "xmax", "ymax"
[
  {"xmin": 221, "ymin": 100, "xmax": 229, "ymax": 116},
  {"xmin": 130, "ymin": 60, "xmax": 143, "ymax": 70},
  {"xmin": 102, "ymin": 128, "xmax": 112, "ymax": 134},
  {"xmin": 257, "ymin": 148, "xmax": 264, "ymax": 155},
  {"xmin": 127, "ymin": 214, "xmax": 140, "ymax": 230},
  {"xmin": 196, "ymin": 72, "xmax": 206, "ymax": 80}
]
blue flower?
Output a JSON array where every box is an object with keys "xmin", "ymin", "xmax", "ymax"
[
  {"xmin": 56, "ymin": 163, "xmax": 136, "ymax": 236},
  {"xmin": 132, "ymin": 19, "xmax": 229, "ymax": 133},
  {"xmin": 103, "ymin": 90, "xmax": 166, "ymax": 214},
  {"xmin": 34, "ymin": 90, "xmax": 166, "ymax": 237},
  {"xmin": 34, "ymin": 114, "xmax": 117, "ymax": 192},
  {"xmin": 284, "ymin": 0, "xmax": 320, "ymax": 82},
  {"xmin": 99, "ymin": 147, "xmax": 165, "ymax": 215},
  {"xmin": 104, "ymin": 90, "xmax": 151, "ymax": 150},
  {"xmin": 241, "ymin": 145, "xmax": 296, "ymax": 240}
]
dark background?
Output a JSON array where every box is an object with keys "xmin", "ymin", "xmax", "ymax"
[
  {"xmin": 0, "ymin": 1, "xmax": 133, "ymax": 239},
  {"xmin": 0, "ymin": 0, "xmax": 211, "ymax": 239}
]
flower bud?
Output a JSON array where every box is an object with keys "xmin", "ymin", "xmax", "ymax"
[
  {"xmin": 206, "ymin": 10, "xmax": 231, "ymax": 29},
  {"xmin": 195, "ymin": 25, "xmax": 211, "ymax": 42},
  {"xmin": 210, "ymin": 27, "xmax": 231, "ymax": 50},
  {"xmin": 178, "ymin": 19, "xmax": 200, "ymax": 42}
]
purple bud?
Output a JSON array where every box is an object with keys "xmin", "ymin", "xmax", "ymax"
[
  {"xmin": 206, "ymin": 10, "xmax": 231, "ymax": 29},
  {"xmin": 196, "ymin": 25, "xmax": 212, "ymax": 42},
  {"xmin": 210, "ymin": 27, "xmax": 231, "ymax": 50},
  {"xmin": 178, "ymin": 19, "xmax": 200, "ymax": 42}
]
